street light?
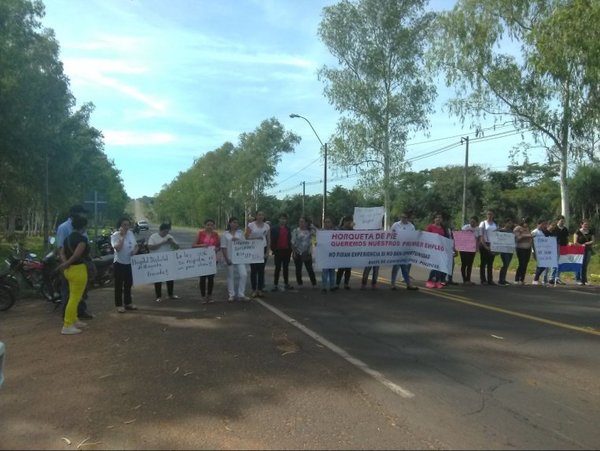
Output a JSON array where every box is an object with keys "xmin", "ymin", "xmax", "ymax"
[{"xmin": 289, "ymin": 113, "xmax": 328, "ymax": 227}]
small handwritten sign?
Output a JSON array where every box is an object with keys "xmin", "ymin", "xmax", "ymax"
[
  {"xmin": 453, "ymin": 230, "xmax": 477, "ymax": 252},
  {"xmin": 131, "ymin": 247, "xmax": 216, "ymax": 285},
  {"xmin": 533, "ymin": 236, "xmax": 558, "ymax": 267},
  {"xmin": 490, "ymin": 231, "xmax": 516, "ymax": 254},
  {"xmin": 232, "ymin": 239, "xmax": 264, "ymax": 264},
  {"xmin": 354, "ymin": 206, "xmax": 385, "ymax": 230}
]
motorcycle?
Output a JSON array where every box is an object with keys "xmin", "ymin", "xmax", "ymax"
[
  {"xmin": 136, "ymin": 238, "xmax": 149, "ymax": 255},
  {"xmin": 93, "ymin": 231, "xmax": 114, "ymax": 256},
  {"xmin": 88, "ymin": 254, "xmax": 114, "ymax": 288},
  {"xmin": 0, "ymin": 272, "xmax": 18, "ymax": 311}
]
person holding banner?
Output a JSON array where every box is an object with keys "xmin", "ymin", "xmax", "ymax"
[
  {"xmin": 334, "ymin": 215, "xmax": 354, "ymax": 290},
  {"xmin": 425, "ymin": 213, "xmax": 447, "ymax": 289},
  {"xmin": 319, "ymin": 217, "xmax": 337, "ymax": 292},
  {"xmin": 221, "ymin": 217, "xmax": 249, "ymax": 302},
  {"xmin": 390, "ymin": 213, "xmax": 419, "ymax": 291},
  {"xmin": 497, "ymin": 219, "xmax": 515, "ymax": 285},
  {"xmin": 292, "ymin": 217, "xmax": 318, "ymax": 288},
  {"xmin": 245, "ymin": 211, "xmax": 270, "ymax": 298},
  {"xmin": 111, "ymin": 217, "xmax": 139, "ymax": 313},
  {"xmin": 479, "ymin": 210, "xmax": 498, "ymax": 285},
  {"xmin": 531, "ymin": 219, "xmax": 551, "ymax": 285},
  {"xmin": 459, "ymin": 216, "xmax": 480, "ymax": 285},
  {"xmin": 575, "ymin": 220, "xmax": 595, "ymax": 286},
  {"xmin": 148, "ymin": 223, "xmax": 181, "ymax": 302},
  {"xmin": 513, "ymin": 217, "xmax": 533, "ymax": 284},
  {"xmin": 192, "ymin": 219, "xmax": 220, "ymax": 303}
]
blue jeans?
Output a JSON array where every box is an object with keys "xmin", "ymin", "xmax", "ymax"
[
  {"xmin": 321, "ymin": 268, "xmax": 336, "ymax": 290},
  {"xmin": 391, "ymin": 264, "xmax": 412, "ymax": 286},
  {"xmin": 499, "ymin": 252, "xmax": 513, "ymax": 283}
]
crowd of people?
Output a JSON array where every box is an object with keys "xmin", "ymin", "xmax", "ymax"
[{"xmin": 53, "ymin": 204, "xmax": 596, "ymax": 335}]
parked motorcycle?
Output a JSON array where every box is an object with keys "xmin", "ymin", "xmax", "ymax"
[
  {"xmin": 0, "ymin": 273, "xmax": 17, "ymax": 311},
  {"xmin": 88, "ymin": 254, "xmax": 114, "ymax": 288},
  {"xmin": 93, "ymin": 231, "xmax": 114, "ymax": 256},
  {"xmin": 136, "ymin": 238, "xmax": 149, "ymax": 255}
]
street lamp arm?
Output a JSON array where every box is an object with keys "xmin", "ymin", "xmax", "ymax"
[{"xmin": 289, "ymin": 113, "xmax": 325, "ymax": 148}]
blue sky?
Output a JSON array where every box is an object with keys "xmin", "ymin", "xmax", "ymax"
[{"xmin": 41, "ymin": 0, "xmax": 546, "ymax": 200}]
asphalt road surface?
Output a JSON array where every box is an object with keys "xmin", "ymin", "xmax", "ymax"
[{"xmin": 1, "ymin": 223, "xmax": 598, "ymax": 449}]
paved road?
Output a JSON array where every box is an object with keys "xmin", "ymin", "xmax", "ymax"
[{"xmin": 1, "ymin": 222, "xmax": 598, "ymax": 449}]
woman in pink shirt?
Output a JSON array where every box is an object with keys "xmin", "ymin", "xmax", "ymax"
[{"xmin": 192, "ymin": 219, "xmax": 220, "ymax": 303}]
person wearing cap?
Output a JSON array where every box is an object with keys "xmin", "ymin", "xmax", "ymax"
[{"xmin": 56, "ymin": 205, "xmax": 94, "ymax": 320}]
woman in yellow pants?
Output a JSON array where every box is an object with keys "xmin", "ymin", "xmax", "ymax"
[{"xmin": 58, "ymin": 215, "xmax": 90, "ymax": 335}]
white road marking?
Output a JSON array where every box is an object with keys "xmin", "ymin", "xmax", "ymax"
[{"xmin": 256, "ymin": 299, "xmax": 415, "ymax": 399}]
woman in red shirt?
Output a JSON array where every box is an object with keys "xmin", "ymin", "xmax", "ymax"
[
  {"xmin": 192, "ymin": 219, "xmax": 220, "ymax": 303},
  {"xmin": 425, "ymin": 213, "xmax": 446, "ymax": 289}
]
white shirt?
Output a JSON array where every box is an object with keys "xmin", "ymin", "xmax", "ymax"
[
  {"xmin": 147, "ymin": 232, "xmax": 177, "ymax": 253},
  {"xmin": 111, "ymin": 230, "xmax": 137, "ymax": 264},
  {"xmin": 391, "ymin": 221, "xmax": 415, "ymax": 234},
  {"xmin": 247, "ymin": 221, "xmax": 270, "ymax": 247},
  {"xmin": 479, "ymin": 220, "xmax": 497, "ymax": 242},
  {"xmin": 220, "ymin": 229, "xmax": 244, "ymax": 261},
  {"xmin": 462, "ymin": 223, "xmax": 481, "ymax": 239}
]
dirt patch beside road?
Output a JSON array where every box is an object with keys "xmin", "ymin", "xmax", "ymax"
[{"xmin": 0, "ymin": 277, "xmax": 432, "ymax": 450}]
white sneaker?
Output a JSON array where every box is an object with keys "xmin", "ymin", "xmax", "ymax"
[
  {"xmin": 531, "ymin": 281, "xmax": 539, "ymax": 285},
  {"xmin": 61, "ymin": 325, "xmax": 82, "ymax": 335},
  {"xmin": 75, "ymin": 320, "xmax": 87, "ymax": 328},
  {"xmin": 155, "ymin": 297, "xmax": 162, "ymax": 303}
]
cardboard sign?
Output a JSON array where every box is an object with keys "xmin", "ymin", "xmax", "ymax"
[
  {"xmin": 131, "ymin": 247, "xmax": 216, "ymax": 285},
  {"xmin": 232, "ymin": 239, "xmax": 264, "ymax": 264},
  {"xmin": 353, "ymin": 206, "xmax": 385, "ymax": 230},
  {"xmin": 453, "ymin": 230, "xmax": 477, "ymax": 252},
  {"xmin": 533, "ymin": 236, "xmax": 558, "ymax": 267},
  {"xmin": 490, "ymin": 231, "xmax": 516, "ymax": 254}
]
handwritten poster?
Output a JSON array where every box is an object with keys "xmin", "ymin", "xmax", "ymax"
[
  {"xmin": 453, "ymin": 230, "xmax": 477, "ymax": 252},
  {"xmin": 533, "ymin": 236, "xmax": 558, "ymax": 268},
  {"xmin": 131, "ymin": 248, "xmax": 216, "ymax": 285},
  {"xmin": 353, "ymin": 206, "xmax": 385, "ymax": 230},
  {"xmin": 232, "ymin": 239, "xmax": 264, "ymax": 264},
  {"xmin": 490, "ymin": 231, "xmax": 516, "ymax": 254}
]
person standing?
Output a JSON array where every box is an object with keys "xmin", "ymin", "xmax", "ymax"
[
  {"xmin": 574, "ymin": 219, "xmax": 595, "ymax": 286},
  {"xmin": 513, "ymin": 217, "xmax": 533, "ymax": 284},
  {"xmin": 245, "ymin": 211, "xmax": 270, "ymax": 298},
  {"xmin": 479, "ymin": 209, "xmax": 498, "ymax": 285},
  {"xmin": 270, "ymin": 213, "xmax": 293, "ymax": 291},
  {"xmin": 57, "ymin": 215, "xmax": 90, "ymax": 335},
  {"xmin": 334, "ymin": 215, "xmax": 354, "ymax": 290},
  {"xmin": 192, "ymin": 219, "xmax": 220, "ymax": 303},
  {"xmin": 549, "ymin": 215, "xmax": 569, "ymax": 284},
  {"xmin": 459, "ymin": 216, "xmax": 480, "ymax": 285},
  {"xmin": 221, "ymin": 217, "xmax": 249, "ymax": 302},
  {"xmin": 425, "ymin": 213, "xmax": 447, "ymax": 288},
  {"xmin": 111, "ymin": 217, "xmax": 139, "ymax": 313},
  {"xmin": 147, "ymin": 223, "xmax": 180, "ymax": 303},
  {"xmin": 531, "ymin": 219, "xmax": 551, "ymax": 285},
  {"xmin": 497, "ymin": 219, "xmax": 515, "ymax": 285},
  {"xmin": 319, "ymin": 217, "xmax": 337, "ymax": 293},
  {"xmin": 56, "ymin": 205, "xmax": 93, "ymax": 320},
  {"xmin": 291, "ymin": 217, "xmax": 317, "ymax": 288},
  {"xmin": 390, "ymin": 212, "xmax": 419, "ymax": 291}
]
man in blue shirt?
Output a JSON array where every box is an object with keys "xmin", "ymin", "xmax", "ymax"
[{"xmin": 56, "ymin": 205, "xmax": 94, "ymax": 319}]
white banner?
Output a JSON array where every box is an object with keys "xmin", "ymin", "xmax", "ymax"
[
  {"xmin": 490, "ymin": 231, "xmax": 516, "ymax": 254},
  {"xmin": 315, "ymin": 230, "xmax": 454, "ymax": 274},
  {"xmin": 131, "ymin": 247, "xmax": 216, "ymax": 285},
  {"xmin": 353, "ymin": 206, "xmax": 385, "ymax": 230},
  {"xmin": 232, "ymin": 239, "xmax": 264, "ymax": 264},
  {"xmin": 533, "ymin": 236, "xmax": 558, "ymax": 267}
]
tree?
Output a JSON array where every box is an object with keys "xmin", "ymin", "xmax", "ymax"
[
  {"xmin": 434, "ymin": 0, "xmax": 600, "ymax": 225},
  {"xmin": 569, "ymin": 163, "xmax": 600, "ymax": 225},
  {"xmin": 318, "ymin": 0, "xmax": 436, "ymax": 228}
]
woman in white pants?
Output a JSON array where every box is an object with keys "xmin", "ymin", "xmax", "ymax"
[{"xmin": 221, "ymin": 217, "xmax": 249, "ymax": 302}]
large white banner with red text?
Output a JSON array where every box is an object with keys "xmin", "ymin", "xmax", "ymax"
[{"xmin": 315, "ymin": 230, "xmax": 454, "ymax": 274}]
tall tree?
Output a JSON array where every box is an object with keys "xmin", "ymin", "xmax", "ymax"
[
  {"xmin": 318, "ymin": 0, "xmax": 436, "ymax": 228},
  {"xmin": 434, "ymin": 0, "xmax": 600, "ymax": 225}
]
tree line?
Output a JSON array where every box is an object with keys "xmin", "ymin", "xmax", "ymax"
[{"xmin": 0, "ymin": 0, "xmax": 128, "ymax": 240}]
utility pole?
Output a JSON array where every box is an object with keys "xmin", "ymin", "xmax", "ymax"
[
  {"xmin": 460, "ymin": 136, "xmax": 469, "ymax": 226},
  {"xmin": 301, "ymin": 181, "xmax": 306, "ymax": 217}
]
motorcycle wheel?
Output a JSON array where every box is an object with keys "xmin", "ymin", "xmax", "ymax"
[
  {"xmin": 40, "ymin": 276, "xmax": 62, "ymax": 303},
  {"xmin": 0, "ymin": 274, "xmax": 19, "ymax": 298},
  {"xmin": 0, "ymin": 285, "xmax": 17, "ymax": 311},
  {"xmin": 28, "ymin": 270, "xmax": 44, "ymax": 289}
]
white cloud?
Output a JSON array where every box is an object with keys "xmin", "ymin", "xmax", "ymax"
[{"xmin": 103, "ymin": 130, "xmax": 176, "ymax": 146}]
